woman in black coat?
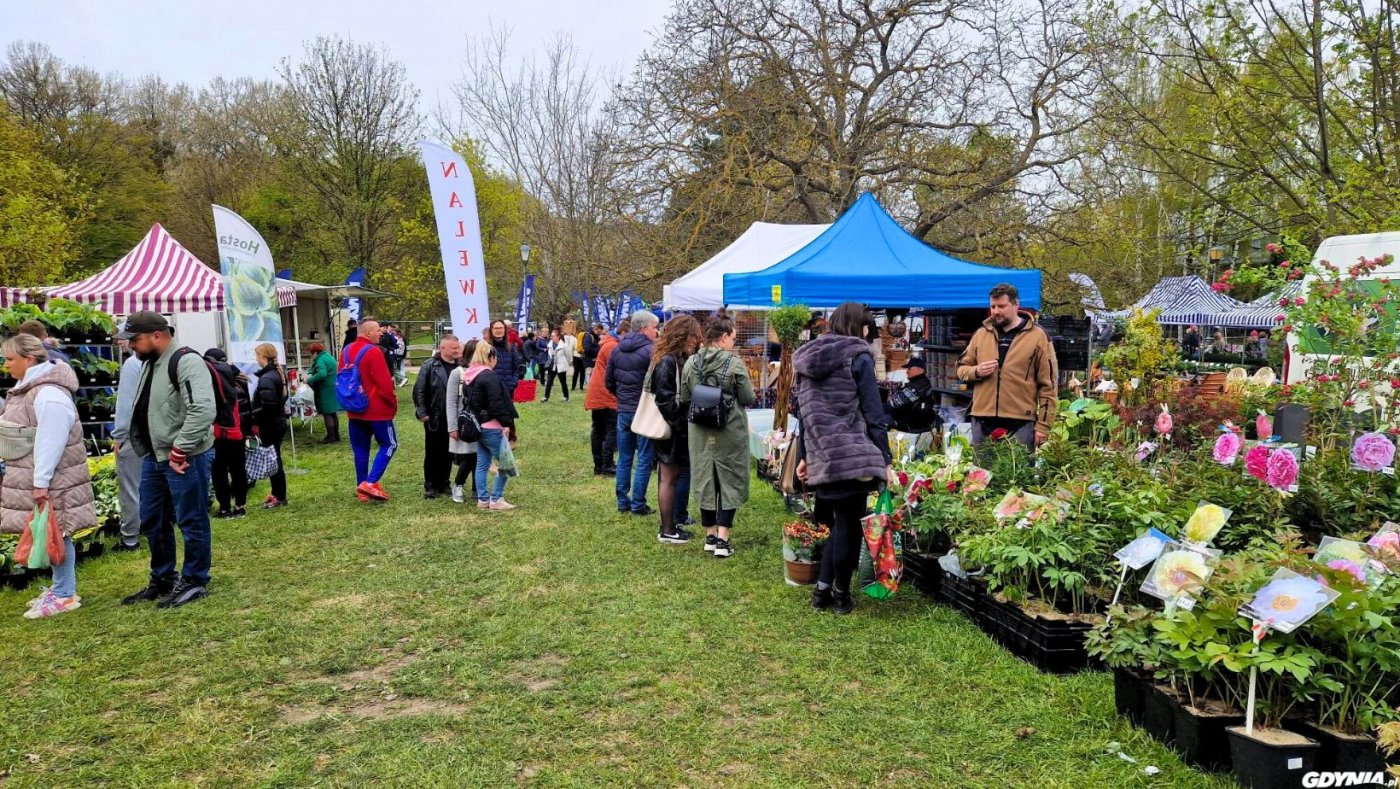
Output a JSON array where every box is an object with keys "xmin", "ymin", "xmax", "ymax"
[
  {"xmin": 793, "ymin": 303, "xmax": 894, "ymax": 614},
  {"xmin": 487, "ymin": 319, "xmax": 526, "ymax": 395},
  {"xmin": 252, "ymin": 343, "xmax": 290, "ymax": 509},
  {"xmin": 651, "ymin": 315, "xmax": 702, "ymax": 544}
]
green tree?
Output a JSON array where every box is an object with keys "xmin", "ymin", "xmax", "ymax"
[{"xmin": 0, "ymin": 109, "xmax": 88, "ymax": 285}]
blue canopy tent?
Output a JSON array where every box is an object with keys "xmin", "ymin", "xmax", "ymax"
[{"xmin": 722, "ymin": 193, "xmax": 1041, "ymax": 309}]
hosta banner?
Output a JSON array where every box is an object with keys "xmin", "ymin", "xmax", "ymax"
[
  {"xmin": 419, "ymin": 140, "xmax": 490, "ymax": 340},
  {"xmin": 213, "ymin": 204, "xmax": 283, "ymax": 370}
]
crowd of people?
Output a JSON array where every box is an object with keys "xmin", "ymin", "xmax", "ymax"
[{"xmin": 1, "ymin": 284, "xmax": 1053, "ymax": 619}]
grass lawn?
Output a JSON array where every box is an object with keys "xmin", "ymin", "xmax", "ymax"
[{"xmin": 0, "ymin": 383, "xmax": 1229, "ymax": 787}]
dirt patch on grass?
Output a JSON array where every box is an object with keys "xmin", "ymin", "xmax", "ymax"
[
  {"xmin": 507, "ymin": 653, "xmax": 570, "ymax": 693},
  {"xmin": 312, "ymin": 593, "xmax": 372, "ymax": 610},
  {"xmin": 280, "ymin": 696, "xmax": 468, "ymax": 724},
  {"xmin": 338, "ymin": 651, "xmax": 420, "ymax": 684}
]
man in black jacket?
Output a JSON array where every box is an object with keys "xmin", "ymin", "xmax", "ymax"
[
  {"xmin": 888, "ymin": 356, "xmax": 941, "ymax": 434},
  {"xmin": 606, "ymin": 311, "xmax": 659, "ymax": 515},
  {"xmin": 413, "ymin": 335, "xmax": 461, "ymax": 498}
]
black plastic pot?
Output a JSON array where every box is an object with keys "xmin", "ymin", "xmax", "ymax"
[
  {"xmin": 1141, "ymin": 683, "xmax": 1181, "ymax": 747},
  {"xmin": 902, "ymin": 550, "xmax": 942, "ymax": 598},
  {"xmin": 1226, "ymin": 726, "xmax": 1319, "ymax": 789},
  {"xmin": 1112, "ymin": 668, "xmax": 1146, "ymax": 725},
  {"xmin": 940, "ymin": 568, "xmax": 985, "ymax": 619},
  {"xmin": 1173, "ymin": 701, "xmax": 1243, "ymax": 771},
  {"xmin": 1285, "ymin": 719, "xmax": 1389, "ymax": 776},
  {"xmin": 978, "ymin": 597, "xmax": 1096, "ymax": 674}
]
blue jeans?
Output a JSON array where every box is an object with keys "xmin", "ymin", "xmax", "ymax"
[
  {"xmin": 615, "ymin": 411, "xmax": 654, "ymax": 512},
  {"xmin": 475, "ymin": 429, "xmax": 510, "ymax": 503},
  {"xmin": 139, "ymin": 449, "xmax": 214, "ymax": 586},
  {"xmin": 51, "ymin": 536, "xmax": 76, "ymax": 598}
]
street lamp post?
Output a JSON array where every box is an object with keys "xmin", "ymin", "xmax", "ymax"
[{"xmin": 1208, "ymin": 245, "xmax": 1226, "ymax": 281}]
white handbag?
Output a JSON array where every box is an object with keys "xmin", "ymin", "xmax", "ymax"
[
  {"xmin": 631, "ymin": 364, "xmax": 673, "ymax": 441},
  {"xmin": 0, "ymin": 419, "xmax": 37, "ymax": 461}
]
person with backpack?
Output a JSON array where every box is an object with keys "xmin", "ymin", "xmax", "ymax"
[
  {"xmin": 340, "ymin": 317, "xmax": 398, "ymax": 502},
  {"xmin": 116, "ymin": 312, "xmax": 218, "ymax": 609},
  {"xmin": 444, "ymin": 339, "xmax": 480, "ymax": 504},
  {"xmin": 461, "ymin": 341, "xmax": 518, "ymax": 511},
  {"xmin": 203, "ymin": 348, "xmax": 250, "ymax": 519},
  {"xmin": 251, "ymin": 343, "xmax": 290, "ymax": 509},
  {"xmin": 678, "ymin": 317, "xmax": 756, "ymax": 559}
]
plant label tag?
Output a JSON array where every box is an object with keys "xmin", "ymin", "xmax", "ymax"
[
  {"xmin": 1176, "ymin": 597, "xmax": 1195, "ymax": 611},
  {"xmin": 1114, "ymin": 529, "xmax": 1175, "ymax": 570},
  {"xmin": 1385, "ymin": 467, "xmax": 1395, "ymax": 476},
  {"xmin": 1287, "ymin": 758, "xmax": 1302, "ymax": 770}
]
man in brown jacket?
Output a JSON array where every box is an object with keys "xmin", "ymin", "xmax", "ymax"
[{"xmin": 956, "ymin": 283, "xmax": 1058, "ymax": 449}]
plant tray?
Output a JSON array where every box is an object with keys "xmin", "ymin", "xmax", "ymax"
[
  {"xmin": 977, "ymin": 597, "xmax": 1097, "ymax": 674},
  {"xmin": 902, "ymin": 551, "xmax": 942, "ymax": 598}
]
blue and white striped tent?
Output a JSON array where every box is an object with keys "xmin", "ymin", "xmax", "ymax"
[
  {"xmin": 1098, "ymin": 275, "xmax": 1242, "ymax": 325},
  {"xmin": 1200, "ymin": 281, "xmax": 1304, "ymax": 329}
]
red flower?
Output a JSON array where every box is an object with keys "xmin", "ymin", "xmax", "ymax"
[
  {"xmin": 1279, "ymin": 298, "xmax": 1291, "ymax": 307},
  {"xmin": 1358, "ymin": 380, "xmax": 1371, "ymax": 389},
  {"xmin": 1279, "ymin": 260, "xmax": 1291, "ymax": 268},
  {"xmin": 1281, "ymin": 385, "xmax": 1293, "ymax": 396},
  {"xmin": 1283, "ymin": 324, "xmax": 1294, "ymax": 332},
  {"xmin": 989, "ymin": 428, "xmax": 1009, "ymax": 441},
  {"xmin": 1293, "ymin": 297, "xmax": 1306, "ymax": 306},
  {"xmin": 1212, "ymin": 282, "xmax": 1231, "ymax": 293},
  {"xmin": 946, "ymin": 481, "xmax": 959, "ymax": 492},
  {"xmin": 1267, "ymin": 243, "xmax": 1281, "ymax": 253},
  {"xmin": 896, "ymin": 470, "xmax": 910, "ymax": 487},
  {"xmin": 1344, "ymin": 399, "xmax": 1356, "ymax": 407}
]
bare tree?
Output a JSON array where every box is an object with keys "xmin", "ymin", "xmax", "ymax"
[
  {"xmin": 614, "ymin": 0, "xmax": 1096, "ymax": 263},
  {"xmin": 450, "ymin": 28, "xmax": 636, "ymax": 318},
  {"xmin": 278, "ymin": 36, "xmax": 420, "ymax": 279}
]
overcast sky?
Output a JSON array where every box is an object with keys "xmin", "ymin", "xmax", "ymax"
[{"xmin": 4, "ymin": 0, "xmax": 670, "ymax": 112}]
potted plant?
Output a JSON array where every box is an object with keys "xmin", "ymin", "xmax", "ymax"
[
  {"xmin": 1085, "ymin": 605, "xmax": 1160, "ymax": 725},
  {"xmin": 782, "ymin": 519, "xmax": 829, "ymax": 586},
  {"xmin": 767, "ymin": 303, "xmax": 810, "ymax": 431}
]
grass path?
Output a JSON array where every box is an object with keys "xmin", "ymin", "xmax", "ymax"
[{"xmin": 0, "ymin": 385, "xmax": 1227, "ymax": 787}]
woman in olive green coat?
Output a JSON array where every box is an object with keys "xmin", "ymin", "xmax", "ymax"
[
  {"xmin": 679, "ymin": 317, "xmax": 755, "ymax": 559},
  {"xmin": 304, "ymin": 343, "xmax": 342, "ymax": 443}
]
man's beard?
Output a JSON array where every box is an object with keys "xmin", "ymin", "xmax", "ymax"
[
  {"xmin": 136, "ymin": 348, "xmax": 160, "ymax": 361},
  {"xmin": 993, "ymin": 313, "xmax": 1012, "ymax": 328}
]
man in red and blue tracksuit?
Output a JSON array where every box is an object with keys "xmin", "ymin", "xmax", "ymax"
[{"xmin": 341, "ymin": 318, "xmax": 399, "ymax": 501}]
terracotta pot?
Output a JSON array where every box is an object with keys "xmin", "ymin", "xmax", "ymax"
[{"xmin": 784, "ymin": 559, "xmax": 819, "ymax": 585}]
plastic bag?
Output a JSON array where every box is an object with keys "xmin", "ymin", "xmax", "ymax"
[
  {"xmin": 15, "ymin": 501, "xmax": 64, "ymax": 570},
  {"xmin": 496, "ymin": 441, "xmax": 520, "ymax": 478},
  {"xmin": 860, "ymin": 490, "xmax": 904, "ymax": 599}
]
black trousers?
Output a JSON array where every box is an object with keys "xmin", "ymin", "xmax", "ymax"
[
  {"xmin": 423, "ymin": 425, "xmax": 452, "ymax": 493},
  {"xmin": 453, "ymin": 452, "xmax": 477, "ymax": 491},
  {"xmin": 572, "ymin": 358, "xmax": 587, "ymax": 390},
  {"xmin": 816, "ymin": 492, "xmax": 869, "ymax": 592},
  {"xmin": 590, "ymin": 408, "xmax": 617, "ymax": 471},
  {"xmin": 211, "ymin": 437, "xmax": 248, "ymax": 510},
  {"xmin": 268, "ymin": 441, "xmax": 287, "ymax": 502},
  {"xmin": 544, "ymin": 368, "xmax": 570, "ymax": 400}
]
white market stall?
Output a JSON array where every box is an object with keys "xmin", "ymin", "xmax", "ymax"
[{"xmin": 663, "ymin": 221, "xmax": 829, "ymax": 311}]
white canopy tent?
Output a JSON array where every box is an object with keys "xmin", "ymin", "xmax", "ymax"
[{"xmin": 663, "ymin": 221, "xmax": 830, "ymax": 311}]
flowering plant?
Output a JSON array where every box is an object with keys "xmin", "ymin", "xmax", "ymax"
[
  {"xmin": 1244, "ymin": 444, "xmax": 1270, "ymax": 482},
  {"xmin": 782, "ymin": 520, "xmax": 830, "ymax": 562},
  {"xmin": 1266, "ymin": 447, "xmax": 1300, "ymax": 492}
]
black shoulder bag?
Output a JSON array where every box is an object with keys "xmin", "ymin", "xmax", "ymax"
[{"xmin": 686, "ymin": 351, "xmax": 737, "ymax": 430}]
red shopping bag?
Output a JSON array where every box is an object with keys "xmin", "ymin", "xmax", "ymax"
[
  {"xmin": 861, "ymin": 490, "xmax": 904, "ymax": 599},
  {"xmin": 513, "ymin": 379, "xmax": 537, "ymax": 403}
]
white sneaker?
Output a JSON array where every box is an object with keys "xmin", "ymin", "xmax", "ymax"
[
  {"xmin": 477, "ymin": 500, "xmax": 491, "ymax": 510},
  {"xmin": 451, "ymin": 485, "xmax": 465, "ymax": 504},
  {"xmin": 489, "ymin": 499, "xmax": 517, "ymax": 511}
]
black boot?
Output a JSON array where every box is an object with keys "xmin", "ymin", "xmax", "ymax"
[
  {"xmin": 833, "ymin": 587, "xmax": 855, "ymax": 615},
  {"xmin": 811, "ymin": 585, "xmax": 834, "ymax": 611}
]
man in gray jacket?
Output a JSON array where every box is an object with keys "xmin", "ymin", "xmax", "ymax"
[
  {"xmin": 110, "ymin": 340, "xmax": 145, "ymax": 551},
  {"xmin": 116, "ymin": 312, "xmax": 217, "ymax": 609}
]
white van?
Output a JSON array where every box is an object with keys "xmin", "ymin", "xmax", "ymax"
[{"xmin": 1284, "ymin": 231, "xmax": 1400, "ymax": 384}]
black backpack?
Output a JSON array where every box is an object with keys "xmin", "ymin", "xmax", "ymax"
[
  {"xmin": 168, "ymin": 347, "xmax": 241, "ymax": 439},
  {"xmin": 456, "ymin": 375, "xmax": 483, "ymax": 443},
  {"xmin": 687, "ymin": 351, "xmax": 736, "ymax": 430}
]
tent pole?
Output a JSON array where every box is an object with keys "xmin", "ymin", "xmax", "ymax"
[{"xmin": 284, "ymin": 301, "xmax": 308, "ymax": 475}]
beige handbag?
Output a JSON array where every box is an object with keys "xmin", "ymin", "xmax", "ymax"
[
  {"xmin": 631, "ymin": 364, "xmax": 673, "ymax": 441},
  {"xmin": 0, "ymin": 419, "xmax": 37, "ymax": 461}
]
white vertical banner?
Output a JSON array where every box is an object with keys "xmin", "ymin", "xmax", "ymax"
[
  {"xmin": 419, "ymin": 140, "xmax": 490, "ymax": 340},
  {"xmin": 213, "ymin": 204, "xmax": 283, "ymax": 371}
]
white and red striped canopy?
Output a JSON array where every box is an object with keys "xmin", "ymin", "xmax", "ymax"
[{"xmin": 39, "ymin": 224, "xmax": 295, "ymax": 313}]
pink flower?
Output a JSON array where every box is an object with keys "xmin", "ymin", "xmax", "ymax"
[
  {"xmin": 1367, "ymin": 531, "xmax": 1400, "ymax": 559},
  {"xmin": 1155, "ymin": 407, "xmax": 1173, "ymax": 437},
  {"xmin": 1293, "ymin": 297, "xmax": 1305, "ymax": 306},
  {"xmin": 1266, "ymin": 448, "xmax": 1299, "ymax": 491},
  {"xmin": 1256, "ymin": 412, "xmax": 1273, "ymax": 441},
  {"xmin": 1214, "ymin": 432, "xmax": 1243, "ymax": 465},
  {"xmin": 1136, "ymin": 441, "xmax": 1157, "ymax": 462},
  {"xmin": 1212, "ymin": 282, "xmax": 1230, "ymax": 293},
  {"xmin": 1267, "ymin": 243, "xmax": 1280, "ymax": 253},
  {"xmin": 896, "ymin": 470, "xmax": 910, "ymax": 487},
  {"xmin": 963, "ymin": 468, "xmax": 991, "ymax": 494},
  {"xmin": 1351, "ymin": 432, "xmax": 1396, "ymax": 472},
  {"xmin": 1327, "ymin": 559, "xmax": 1367, "ymax": 584},
  {"xmin": 1245, "ymin": 445, "xmax": 1271, "ymax": 482}
]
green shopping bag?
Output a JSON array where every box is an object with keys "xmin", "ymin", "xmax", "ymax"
[
  {"xmin": 15, "ymin": 501, "xmax": 63, "ymax": 570},
  {"xmin": 860, "ymin": 490, "xmax": 905, "ymax": 599}
]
